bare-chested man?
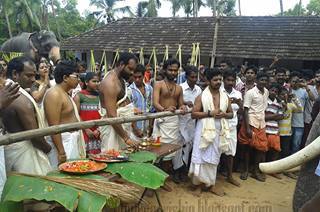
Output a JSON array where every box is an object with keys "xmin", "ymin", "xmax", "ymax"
[
  {"xmin": 153, "ymin": 58, "xmax": 187, "ymax": 183},
  {"xmin": 1, "ymin": 56, "xmax": 52, "ymax": 176},
  {"xmin": 0, "ymin": 81, "xmax": 20, "ymax": 197},
  {"xmin": 99, "ymin": 52, "xmax": 139, "ymax": 151},
  {"xmin": 44, "ymin": 60, "xmax": 85, "ymax": 167}
]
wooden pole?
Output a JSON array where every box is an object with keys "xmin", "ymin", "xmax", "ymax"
[
  {"xmin": 0, "ymin": 110, "xmax": 191, "ymax": 146},
  {"xmin": 238, "ymin": 0, "xmax": 241, "ymax": 16},
  {"xmin": 210, "ymin": 16, "xmax": 219, "ymax": 68},
  {"xmin": 280, "ymin": 0, "xmax": 284, "ymax": 16}
]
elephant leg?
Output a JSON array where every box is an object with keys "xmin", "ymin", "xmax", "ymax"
[{"xmin": 293, "ymin": 157, "xmax": 320, "ymax": 212}]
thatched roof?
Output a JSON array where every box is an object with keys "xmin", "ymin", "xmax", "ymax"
[{"xmin": 61, "ymin": 16, "xmax": 320, "ymax": 60}]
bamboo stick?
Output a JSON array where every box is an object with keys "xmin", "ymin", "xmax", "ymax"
[
  {"xmin": 210, "ymin": 16, "xmax": 220, "ymax": 68},
  {"xmin": 0, "ymin": 110, "xmax": 191, "ymax": 146}
]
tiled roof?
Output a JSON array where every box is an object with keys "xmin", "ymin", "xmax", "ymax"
[{"xmin": 61, "ymin": 16, "xmax": 320, "ymax": 60}]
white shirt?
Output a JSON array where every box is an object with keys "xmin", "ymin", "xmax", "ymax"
[
  {"xmin": 222, "ymin": 86, "xmax": 242, "ymax": 128},
  {"xmin": 180, "ymin": 81, "xmax": 202, "ymax": 104}
]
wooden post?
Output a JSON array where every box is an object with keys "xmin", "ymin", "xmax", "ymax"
[
  {"xmin": 0, "ymin": 110, "xmax": 191, "ymax": 146},
  {"xmin": 280, "ymin": 0, "xmax": 284, "ymax": 16},
  {"xmin": 210, "ymin": 16, "xmax": 219, "ymax": 68},
  {"xmin": 238, "ymin": 0, "xmax": 241, "ymax": 16}
]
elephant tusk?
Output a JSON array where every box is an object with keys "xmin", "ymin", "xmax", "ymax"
[{"xmin": 259, "ymin": 135, "xmax": 320, "ymax": 174}]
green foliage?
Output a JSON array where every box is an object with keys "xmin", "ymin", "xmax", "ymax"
[
  {"xmin": 105, "ymin": 162, "xmax": 168, "ymax": 189},
  {"xmin": 307, "ymin": 0, "xmax": 320, "ymax": 15},
  {"xmin": 282, "ymin": 3, "xmax": 306, "ymax": 16},
  {"xmin": 0, "ymin": 175, "xmax": 119, "ymax": 211},
  {"xmin": 206, "ymin": 0, "xmax": 236, "ymax": 16},
  {"xmin": 0, "ymin": 0, "xmax": 101, "ymax": 44}
]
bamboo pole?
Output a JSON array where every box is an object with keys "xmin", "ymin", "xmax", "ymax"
[
  {"xmin": 210, "ymin": 15, "xmax": 220, "ymax": 68},
  {"xmin": 0, "ymin": 110, "xmax": 191, "ymax": 146}
]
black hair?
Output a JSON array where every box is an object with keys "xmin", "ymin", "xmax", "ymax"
[
  {"xmin": 163, "ymin": 58, "xmax": 180, "ymax": 70},
  {"xmin": 7, "ymin": 56, "xmax": 34, "ymax": 79},
  {"xmin": 82, "ymin": 72, "xmax": 98, "ymax": 90},
  {"xmin": 184, "ymin": 65, "xmax": 198, "ymax": 77},
  {"xmin": 275, "ymin": 67, "xmax": 286, "ymax": 75},
  {"xmin": 269, "ymin": 82, "xmax": 280, "ymax": 90},
  {"xmin": 134, "ymin": 64, "xmax": 146, "ymax": 75},
  {"xmin": 223, "ymin": 69, "xmax": 236, "ymax": 79},
  {"xmin": 85, "ymin": 72, "xmax": 98, "ymax": 82},
  {"xmin": 205, "ymin": 68, "xmax": 222, "ymax": 81},
  {"xmin": 116, "ymin": 52, "xmax": 138, "ymax": 67},
  {"xmin": 290, "ymin": 71, "xmax": 302, "ymax": 79},
  {"xmin": 220, "ymin": 59, "xmax": 233, "ymax": 67},
  {"xmin": 54, "ymin": 60, "xmax": 78, "ymax": 84},
  {"xmin": 0, "ymin": 58, "xmax": 7, "ymax": 64},
  {"xmin": 245, "ymin": 65, "xmax": 258, "ymax": 74},
  {"xmin": 315, "ymin": 69, "xmax": 320, "ymax": 75},
  {"xmin": 256, "ymin": 71, "xmax": 269, "ymax": 80},
  {"xmin": 78, "ymin": 61, "xmax": 87, "ymax": 69},
  {"xmin": 279, "ymin": 86, "xmax": 289, "ymax": 94}
]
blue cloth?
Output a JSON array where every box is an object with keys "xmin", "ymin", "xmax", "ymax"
[
  {"xmin": 315, "ymin": 160, "xmax": 320, "ymax": 176},
  {"xmin": 292, "ymin": 88, "xmax": 308, "ymax": 128},
  {"xmin": 177, "ymin": 72, "xmax": 186, "ymax": 84},
  {"xmin": 129, "ymin": 82, "xmax": 153, "ymax": 131},
  {"xmin": 291, "ymin": 127, "xmax": 304, "ymax": 154}
]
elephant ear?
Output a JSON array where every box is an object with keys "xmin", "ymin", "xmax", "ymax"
[{"xmin": 29, "ymin": 32, "xmax": 42, "ymax": 51}]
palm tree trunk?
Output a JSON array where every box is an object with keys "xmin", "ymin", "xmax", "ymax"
[
  {"xmin": 212, "ymin": 0, "xmax": 217, "ymax": 17},
  {"xmin": 51, "ymin": 0, "xmax": 61, "ymax": 40},
  {"xmin": 193, "ymin": 0, "xmax": 198, "ymax": 17},
  {"xmin": 280, "ymin": 0, "xmax": 284, "ymax": 16},
  {"xmin": 21, "ymin": 0, "xmax": 41, "ymax": 30},
  {"xmin": 238, "ymin": 0, "xmax": 241, "ymax": 16},
  {"xmin": 4, "ymin": 9, "xmax": 12, "ymax": 38},
  {"xmin": 298, "ymin": 0, "xmax": 302, "ymax": 16}
]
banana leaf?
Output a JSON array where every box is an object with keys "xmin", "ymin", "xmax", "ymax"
[
  {"xmin": 128, "ymin": 151, "xmax": 157, "ymax": 163},
  {"xmin": 0, "ymin": 175, "xmax": 119, "ymax": 212},
  {"xmin": 104, "ymin": 162, "xmax": 168, "ymax": 189},
  {"xmin": 47, "ymin": 171, "xmax": 107, "ymax": 180}
]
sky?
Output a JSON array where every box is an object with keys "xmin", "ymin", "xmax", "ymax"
[{"xmin": 76, "ymin": 0, "xmax": 310, "ymax": 17}]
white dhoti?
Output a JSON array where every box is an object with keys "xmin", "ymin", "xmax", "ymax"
[
  {"xmin": 5, "ymin": 141, "xmax": 52, "ymax": 175},
  {"xmin": 0, "ymin": 146, "xmax": 6, "ymax": 199},
  {"xmin": 3, "ymin": 81, "xmax": 52, "ymax": 176},
  {"xmin": 224, "ymin": 128, "xmax": 237, "ymax": 156},
  {"xmin": 47, "ymin": 131, "xmax": 82, "ymax": 169},
  {"xmin": 153, "ymin": 116, "xmax": 183, "ymax": 170},
  {"xmin": 179, "ymin": 113, "xmax": 196, "ymax": 166},
  {"xmin": 189, "ymin": 120, "xmax": 221, "ymax": 187},
  {"xmin": 100, "ymin": 103, "xmax": 135, "ymax": 151}
]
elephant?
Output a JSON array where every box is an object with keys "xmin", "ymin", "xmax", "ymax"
[
  {"xmin": 0, "ymin": 30, "xmax": 60, "ymax": 64},
  {"xmin": 260, "ymin": 112, "xmax": 320, "ymax": 212}
]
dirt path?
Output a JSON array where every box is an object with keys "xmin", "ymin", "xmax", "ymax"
[{"xmin": 139, "ymin": 173, "xmax": 296, "ymax": 212}]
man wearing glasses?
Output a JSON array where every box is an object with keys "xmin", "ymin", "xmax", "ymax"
[{"xmin": 44, "ymin": 60, "xmax": 86, "ymax": 167}]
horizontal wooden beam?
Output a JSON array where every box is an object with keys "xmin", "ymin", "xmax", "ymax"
[{"xmin": 0, "ymin": 110, "xmax": 191, "ymax": 146}]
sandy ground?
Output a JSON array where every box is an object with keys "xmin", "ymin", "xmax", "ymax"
[{"xmin": 123, "ymin": 173, "xmax": 296, "ymax": 212}]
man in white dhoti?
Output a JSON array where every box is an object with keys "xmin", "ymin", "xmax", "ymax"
[
  {"xmin": 153, "ymin": 58, "xmax": 187, "ymax": 183},
  {"xmin": 0, "ymin": 82, "xmax": 21, "ymax": 198},
  {"xmin": 99, "ymin": 53, "xmax": 139, "ymax": 151},
  {"xmin": 1, "ymin": 57, "xmax": 52, "ymax": 177},
  {"xmin": 179, "ymin": 66, "xmax": 202, "ymax": 175},
  {"xmin": 222, "ymin": 70, "xmax": 242, "ymax": 187},
  {"xmin": 44, "ymin": 60, "xmax": 86, "ymax": 167},
  {"xmin": 189, "ymin": 68, "xmax": 233, "ymax": 196}
]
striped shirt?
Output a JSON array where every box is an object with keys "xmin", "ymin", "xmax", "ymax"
[
  {"xmin": 265, "ymin": 98, "xmax": 282, "ymax": 135},
  {"xmin": 279, "ymin": 99, "xmax": 303, "ymax": 136}
]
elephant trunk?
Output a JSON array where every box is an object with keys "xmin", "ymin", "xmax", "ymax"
[
  {"xmin": 48, "ymin": 46, "xmax": 61, "ymax": 65},
  {"xmin": 259, "ymin": 135, "xmax": 320, "ymax": 173}
]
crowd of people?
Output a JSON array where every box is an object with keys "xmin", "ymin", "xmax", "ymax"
[{"xmin": 0, "ymin": 53, "xmax": 319, "ymax": 199}]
